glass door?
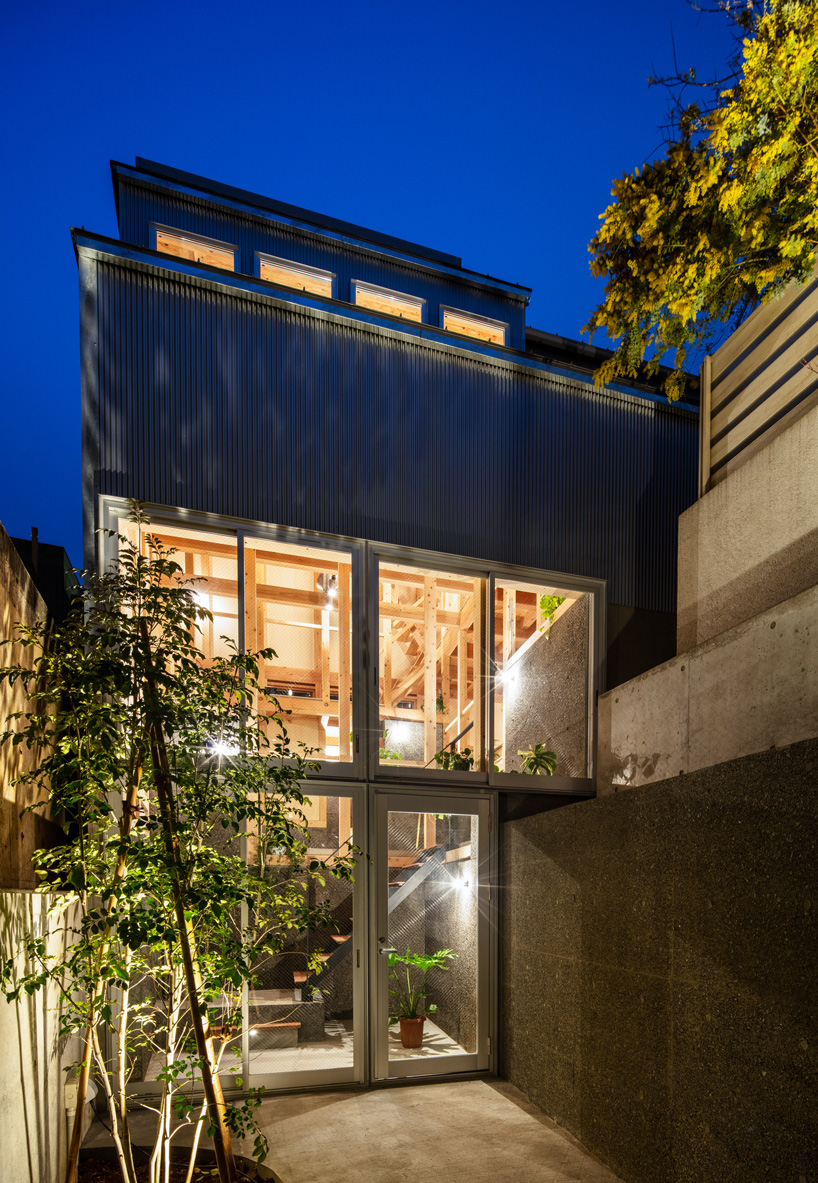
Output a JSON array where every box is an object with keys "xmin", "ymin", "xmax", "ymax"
[
  {"xmin": 372, "ymin": 791, "xmax": 493, "ymax": 1080},
  {"xmin": 243, "ymin": 787, "xmax": 365, "ymax": 1090}
]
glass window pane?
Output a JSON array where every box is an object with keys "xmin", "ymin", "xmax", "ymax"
[
  {"xmin": 155, "ymin": 228, "xmax": 235, "ymax": 270},
  {"xmin": 246, "ymin": 537, "xmax": 353, "ymax": 764},
  {"xmin": 493, "ymin": 580, "xmax": 589, "ymax": 776},
  {"xmin": 387, "ymin": 809, "xmax": 478, "ymax": 1063},
  {"xmin": 379, "ymin": 562, "xmax": 484, "ymax": 772},
  {"xmin": 245, "ymin": 793, "xmax": 355, "ymax": 1077},
  {"xmin": 132, "ymin": 521, "xmax": 240, "ymax": 662}
]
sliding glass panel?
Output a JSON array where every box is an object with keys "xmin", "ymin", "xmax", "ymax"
[
  {"xmin": 245, "ymin": 537, "xmax": 353, "ymax": 764},
  {"xmin": 493, "ymin": 579, "xmax": 589, "ymax": 776},
  {"xmin": 244, "ymin": 793, "xmax": 355, "ymax": 1078},
  {"xmin": 378, "ymin": 562, "xmax": 484, "ymax": 771}
]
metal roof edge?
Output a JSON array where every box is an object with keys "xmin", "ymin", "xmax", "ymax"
[
  {"xmin": 111, "ymin": 162, "xmax": 531, "ymax": 301},
  {"xmin": 74, "ymin": 231, "xmax": 697, "ymax": 420}
]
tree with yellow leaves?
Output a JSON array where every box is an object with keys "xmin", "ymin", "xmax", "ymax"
[{"xmin": 586, "ymin": 0, "xmax": 818, "ymax": 401}]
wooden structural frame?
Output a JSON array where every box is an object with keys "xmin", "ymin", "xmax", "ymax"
[
  {"xmin": 106, "ymin": 498, "xmax": 603, "ymax": 791},
  {"xmin": 699, "ymin": 269, "xmax": 818, "ymax": 495}
]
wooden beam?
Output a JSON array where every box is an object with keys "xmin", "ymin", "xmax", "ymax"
[
  {"xmin": 472, "ymin": 578, "xmax": 484, "ymax": 769},
  {"xmin": 382, "ymin": 582, "xmax": 394, "ymax": 714},
  {"xmin": 424, "ymin": 576, "xmax": 437, "ymax": 765},
  {"xmin": 379, "ymin": 568, "xmax": 474, "ymax": 593},
  {"xmin": 338, "ymin": 564, "xmax": 351, "ymax": 760}
]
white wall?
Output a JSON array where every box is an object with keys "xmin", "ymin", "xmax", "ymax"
[{"xmin": 0, "ymin": 891, "xmax": 85, "ymax": 1183}]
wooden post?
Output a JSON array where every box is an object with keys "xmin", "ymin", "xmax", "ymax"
[
  {"xmin": 339, "ymin": 796, "xmax": 352, "ymax": 850},
  {"xmin": 382, "ymin": 581, "xmax": 394, "ymax": 713},
  {"xmin": 423, "ymin": 812, "xmax": 437, "ymax": 848},
  {"xmin": 472, "ymin": 578, "xmax": 484, "ymax": 770},
  {"xmin": 243, "ymin": 546, "xmax": 258, "ymax": 653},
  {"xmin": 423, "ymin": 576, "xmax": 437, "ymax": 766},
  {"xmin": 339, "ymin": 564, "xmax": 351, "ymax": 760}
]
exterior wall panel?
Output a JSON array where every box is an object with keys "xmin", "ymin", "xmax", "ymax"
[
  {"xmin": 91, "ymin": 261, "xmax": 696, "ymax": 611},
  {"xmin": 117, "ymin": 180, "xmax": 528, "ymax": 349}
]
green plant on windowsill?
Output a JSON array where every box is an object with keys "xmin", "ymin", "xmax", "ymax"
[
  {"xmin": 518, "ymin": 743, "xmax": 557, "ymax": 775},
  {"xmin": 434, "ymin": 747, "xmax": 474, "ymax": 771},
  {"xmin": 539, "ymin": 593, "xmax": 565, "ymax": 636}
]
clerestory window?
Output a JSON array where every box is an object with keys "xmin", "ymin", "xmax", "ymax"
[
  {"xmin": 440, "ymin": 306, "xmax": 508, "ymax": 346},
  {"xmin": 150, "ymin": 224, "xmax": 238, "ymax": 271},
  {"xmin": 256, "ymin": 253, "xmax": 335, "ymax": 298},
  {"xmin": 351, "ymin": 281, "xmax": 425, "ymax": 323}
]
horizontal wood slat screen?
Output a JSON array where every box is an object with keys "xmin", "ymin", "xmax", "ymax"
[{"xmin": 699, "ymin": 272, "xmax": 818, "ymax": 495}]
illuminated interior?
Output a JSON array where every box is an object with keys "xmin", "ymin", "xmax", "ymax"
[
  {"xmin": 258, "ymin": 254, "xmax": 334, "ymax": 298},
  {"xmin": 153, "ymin": 227, "xmax": 235, "ymax": 270},
  {"xmin": 353, "ymin": 281, "xmax": 424, "ymax": 323},
  {"xmin": 378, "ymin": 562, "xmax": 483, "ymax": 771},
  {"xmin": 493, "ymin": 578, "xmax": 589, "ymax": 776},
  {"xmin": 441, "ymin": 307, "xmax": 507, "ymax": 345}
]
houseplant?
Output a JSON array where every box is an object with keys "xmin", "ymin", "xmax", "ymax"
[
  {"xmin": 518, "ymin": 742, "xmax": 557, "ymax": 775},
  {"xmin": 388, "ymin": 947, "xmax": 457, "ymax": 1047}
]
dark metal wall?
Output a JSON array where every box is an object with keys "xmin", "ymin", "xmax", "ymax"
[
  {"xmin": 88, "ymin": 260, "xmax": 697, "ymax": 612},
  {"xmin": 116, "ymin": 179, "xmax": 529, "ymax": 350}
]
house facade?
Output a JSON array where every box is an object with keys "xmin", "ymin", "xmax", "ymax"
[{"xmin": 74, "ymin": 157, "xmax": 698, "ymax": 1094}]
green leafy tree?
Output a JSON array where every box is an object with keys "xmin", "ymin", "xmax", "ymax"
[
  {"xmin": 586, "ymin": 0, "xmax": 818, "ymax": 400},
  {"xmin": 0, "ymin": 507, "xmax": 358, "ymax": 1183}
]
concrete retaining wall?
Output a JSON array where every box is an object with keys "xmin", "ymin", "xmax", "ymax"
[
  {"xmin": 597, "ymin": 582, "xmax": 817, "ymax": 792},
  {"xmin": 677, "ymin": 403, "xmax": 818, "ymax": 651},
  {"xmin": 500, "ymin": 738, "xmax": 818, "ymax": 1183}
]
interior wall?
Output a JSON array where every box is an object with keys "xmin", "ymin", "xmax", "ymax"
[
  {"xmin": 503, "ymin": 597, "xmax": 588, "ymax": 776},
  {"xmin": 500, "ymin": 738, "xmax": 818, "ymax": 1183}
]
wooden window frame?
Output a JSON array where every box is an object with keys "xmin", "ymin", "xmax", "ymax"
[
  {"xmin": 255, "ymin": 252, "xmax": 336, "ymax": 299},
  {"xmin": 149, "ymin": 223, "xmax": 239, "ymax": 272},
  {"xmin": 351, "ymin": 280, "xmax": 426, "ymax": 324},
  {"xmin": 439, "ymin": 305, "xmax": 509, "ymax": 347}
]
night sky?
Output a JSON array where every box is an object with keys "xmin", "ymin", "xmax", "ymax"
[{"xmin": 1, "ymin": 0, "xmax": 737, "ymax": 568}]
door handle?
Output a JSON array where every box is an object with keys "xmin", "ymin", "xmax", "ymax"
[{"xmin": 378, "ymin": 946, "xmax": 397, "ymax": 956}]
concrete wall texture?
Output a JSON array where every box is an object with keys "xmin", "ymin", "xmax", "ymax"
[
  {"xmin": 597, "ymin": 583, "xmax": 817, "ymax": 791},
  {"xmin": 500, "ymin": 738, "xmax": 818, "ymax": 1183},
  {"xmin": 678, "ymin": 403, "xmax": 818, "ymax": 651}
]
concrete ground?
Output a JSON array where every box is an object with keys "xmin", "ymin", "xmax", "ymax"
[
  {"xmin": 84, "ymin": 1079, "xmax": 623, "ymax": 1182},
  {"xmin": 242, "ymin": 1079, "xmax": 622, "ymax": 1183}
]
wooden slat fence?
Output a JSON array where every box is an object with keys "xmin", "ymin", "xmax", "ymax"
[{"xmin": 699, "ymin": 272, "xmax": 818, "ymax": 494}]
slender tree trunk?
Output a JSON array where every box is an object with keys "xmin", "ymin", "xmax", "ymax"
[
  {"xmin": 90, "ymin": 1024, "xmax": 137, "ymax": 1183},
  {"xmin": 139, "ymin": 618, "xmax": 238, "ymax": 1183},
  {"xmin": 116, "ymin": 949, "xmax": 138, "ymax": 1183},
  {"xmin": 64, "ymin": 762, "xmax": 144, "ymax": 1183}
]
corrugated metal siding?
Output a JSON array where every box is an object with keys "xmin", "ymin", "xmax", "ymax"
[
  {"xmin": 117, "ymin": 180, "xmax": 528, "ymax": 349},
  {"xmin": 92, "ymin": 262, "xmax": 697, "ymax": 611}
]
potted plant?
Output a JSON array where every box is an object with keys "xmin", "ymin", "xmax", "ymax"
[{"xmin": 388, "ymin": 947, "xmax": 457, "ymax": 1047}]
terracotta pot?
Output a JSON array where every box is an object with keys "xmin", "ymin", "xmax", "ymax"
[{"xmin": 399, "ymin": 1015, "xmax": 426, "ymax": 1048}]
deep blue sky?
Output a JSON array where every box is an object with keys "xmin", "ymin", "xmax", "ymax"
[{"xmin": 1, "ymin": 0, "xmax": 736, "ymax": 568}]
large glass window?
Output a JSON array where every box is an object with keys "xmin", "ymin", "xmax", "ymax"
[
  {"xmin": 378, "ymin": 562, "xmax": 484, "ymax": 772},
  {"xmin": 111, "ymin": 505, "xmax": 595, "ymax": 782},
  {"xmin": 492, "ymin": 578, "xmax": 589, "ymax": 776},
  {"xmin": 245, "ymin": 537, "xmax": 353, "ymax": 764}
]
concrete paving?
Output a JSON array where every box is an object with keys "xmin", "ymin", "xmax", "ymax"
[
  {"xmin": 248, "ymin": 1079, "xmax": 623, "ymax": 1183},
  {"xmin": 84, "ymin": 1079, "xmax": 623, "ymax": 1181}
]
